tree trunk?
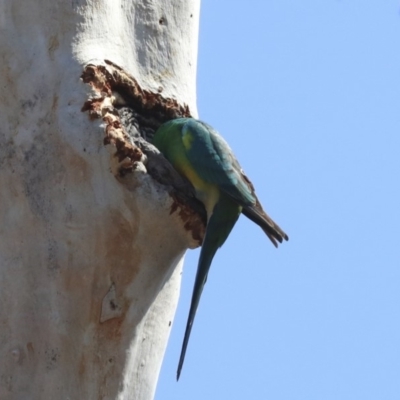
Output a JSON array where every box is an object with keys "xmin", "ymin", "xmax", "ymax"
[{"xmin": 0, "ymin": 1, "xmax": 201, "ymax": 399}]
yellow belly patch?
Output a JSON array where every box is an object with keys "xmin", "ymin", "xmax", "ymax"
[{"xmin": 176, "ymin": 162, "xmax": 220, "ymax": 218}]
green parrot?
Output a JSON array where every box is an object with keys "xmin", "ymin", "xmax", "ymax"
[{"xmin": 152, "ymin": 118, "xmax": 288, "ymax": 380}]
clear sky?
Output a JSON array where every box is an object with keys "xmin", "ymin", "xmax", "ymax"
[{"xmin": 156, "ymin": 1, "xmax": 400, "ymax": 399}]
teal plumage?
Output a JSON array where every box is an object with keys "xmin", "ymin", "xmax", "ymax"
[{"xmin": 152, "ymin": 118, "xmax": 288, "ymax": 380}]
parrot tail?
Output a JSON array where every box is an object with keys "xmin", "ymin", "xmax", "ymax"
[
  {"xmin": 176, "ymin": 241, "xmax": 214, "ymax": 381},
  {"xmin": 177, "ymin": 196, "xmax": 241, "ymax": 380},
  {"xmin": 242, "ymin": 202, "xmax": 289, "ymax": 247}
]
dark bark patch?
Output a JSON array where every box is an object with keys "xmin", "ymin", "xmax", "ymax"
[{"xmin": 80, "ymin": 61, "xmax": 206, "ymax": 245}]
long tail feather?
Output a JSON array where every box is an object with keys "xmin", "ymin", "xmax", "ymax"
[
  {"xmin": 177, "ymin": 196, "xmax": 241, "ymax": 380},
  {"xmin": 176, "ymin": 237, "xmax": 216, "ymax": 380}
]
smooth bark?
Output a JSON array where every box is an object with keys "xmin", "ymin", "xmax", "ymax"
[{"xmin": 0, "ymin": 1, "xmax": 200, "ymax": 398}]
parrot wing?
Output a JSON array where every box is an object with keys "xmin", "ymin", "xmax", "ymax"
[
  {"xmin": 240, "ymin": 171, "xmax": 289, "ymax": 246},
  {"xmin": 182, "ymin": 119, "xmax": 288, "ymax": 246},
  {"xmin": 181, "ymin": 119, "xmax": 255, "ymax": 206}
]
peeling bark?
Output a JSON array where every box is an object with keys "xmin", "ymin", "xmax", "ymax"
[
  {"xmin": 80, "ymin": 61, "xmax": 206, "ymax": 240},
  {"xmin": 0, "ymin": 0, "xmax": 201, "ymax": 399}
]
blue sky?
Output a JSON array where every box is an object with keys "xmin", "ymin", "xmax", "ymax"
[{"xmin": 156, "ymin": 1, "xmax": 400, "ymax": 399}]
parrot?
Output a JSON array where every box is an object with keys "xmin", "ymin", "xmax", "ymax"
[{"xmin": 152, "ymin": 118, "xmax": 288, "ymax": 380}]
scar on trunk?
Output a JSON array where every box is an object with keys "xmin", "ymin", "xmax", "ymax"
[{"xmin": 80, "ymin": 60, "xmax": 206, "ymax": 245}]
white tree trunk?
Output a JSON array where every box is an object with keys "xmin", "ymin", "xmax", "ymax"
[{"xmin": 0, "ymin": 1, "xmax": 201, "ymax": 399}]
